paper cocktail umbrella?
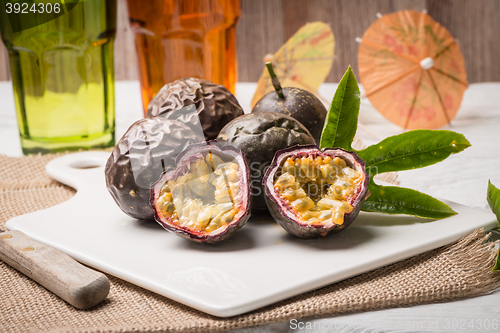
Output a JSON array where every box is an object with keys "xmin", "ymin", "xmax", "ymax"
[{"xmin": 358, "ymin": 10, "xmax": 468, "ymax": 129}]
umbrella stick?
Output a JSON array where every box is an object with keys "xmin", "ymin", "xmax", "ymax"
[{"xmin": 265, "ymin": 62, "xmax": 284, "ymax": 99}]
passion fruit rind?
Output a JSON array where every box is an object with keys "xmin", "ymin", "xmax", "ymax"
[
  {"xmin": 146, "ymin": 78, "xmax": 244, "ymax": 141},
  {"xmin": 151, "ymin": 140, "xmax": 251, "ymax": 244},
  {"xmin": 263, "ymin": 145, "xmax": 370, "ymax": 239}
]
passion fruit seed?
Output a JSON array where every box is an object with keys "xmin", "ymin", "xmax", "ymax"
[
  {"xmin": 274, "ymin": 155, "xmax": 362, "ymax": 227},
  {"xmin": 155, "ymin": 153, "xmax": 243, "ymax": 235}
]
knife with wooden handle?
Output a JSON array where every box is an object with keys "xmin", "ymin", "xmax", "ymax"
[{"xmin": 0, "ymin": 229, "xmax": 110, "ymax": 309}]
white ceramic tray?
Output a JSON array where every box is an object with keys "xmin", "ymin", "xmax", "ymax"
[{"xmin": 6, "ymin": 152, "xmax": 497, "ymax": 317}]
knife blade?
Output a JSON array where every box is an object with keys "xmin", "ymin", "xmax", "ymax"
[{"xmin": 0, "ymin": 228, "xmax": 110, "ymax": 309}]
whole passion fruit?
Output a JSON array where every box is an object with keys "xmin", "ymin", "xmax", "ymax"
[
  {"xmin": 252, "ymin": 87, "xmax": 327, "ymax": 144},
  {"xmin": 146, "ymin": 77, "xmax": 244, "ymax": 140},
  {"xmin": 105, "ymin": 118, "xmax": 200, "ymax": 221},
  {"xmin": 263, "ymin": 145, "xmax": 370, "ymax": 238},
  {"xmin": 151, "ymin": 141, "xmax": 251, "ymax": 243},
  {"xmin": 217, "ymin": 112, "xmax": 316, "ymax": 213}
]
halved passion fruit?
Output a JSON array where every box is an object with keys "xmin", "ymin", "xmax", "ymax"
[
  {"xmin": 105, "ymin": 118, "xmax": 200, "ymax": 221},
  {"xmin": 151, "ymin": 141, "xmax": 251, "ymax": 243},
  {"xmin": 263, "ymin": 145, "xmax": 370, "ymax": 238}
]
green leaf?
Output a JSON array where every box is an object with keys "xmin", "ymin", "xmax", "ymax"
[
  {"xmin": 493, "ymin": 255, "xmax": 500, "ymax": 271},
  {"xmin": 485, "ymin": 181, "xmax": 500, "ymax": 271},
  {"xmin": 362, "ymin": 180, "xmax": 457, "ymax": 219},
  {"xmin": 487, "ymin": 180, "xmax": 500, "ymax": 229},
  {"xmin": 319, "ymin": 66, "xmax": 360, "ymax": 151},
  {"xmin": 357, "ymin": 130, "xmax": 471, "ymax": 176}
]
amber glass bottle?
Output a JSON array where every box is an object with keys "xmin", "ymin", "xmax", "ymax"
[{"xmin": 126, "ymin": 0, "xmax": 240, "ymax": 114}]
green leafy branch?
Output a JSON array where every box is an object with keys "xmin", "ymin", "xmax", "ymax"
[{"xmin": 320, "ymin": 66, "xmax": 470, "ymax": 219}]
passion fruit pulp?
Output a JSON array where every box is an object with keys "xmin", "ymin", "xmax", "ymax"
[
  {"xmin": 151, "ymin": 141, "xmax": 251, "ymax": 243},
  {"xmin": 263, "ymin": 145, "xmax": 370, "ymax": 238}
]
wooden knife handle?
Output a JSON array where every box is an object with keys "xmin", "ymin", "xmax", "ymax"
[{"xmin": 0, "ymin": 230, "xmax": 110, "ymax": 309}]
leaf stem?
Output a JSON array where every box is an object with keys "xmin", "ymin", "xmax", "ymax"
[{"xmin": 265, "ymin": 62, "xmax": 284, "ymax": 99}]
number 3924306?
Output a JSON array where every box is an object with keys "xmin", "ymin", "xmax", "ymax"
[{"xmin": 5, "ymin": 1, "xmax": 61, "ymax": 14}]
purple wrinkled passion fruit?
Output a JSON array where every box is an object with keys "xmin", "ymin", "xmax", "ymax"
[
  {"xmin": 151, "ymin": 141, "xmax": 251, "ymax": 243},
  {"xmin": 263, "ymin": 145, "xmax": 370, "ymax": 238},
  {"xmin": 217, "ymin": 112, "xmax": 316, "ymax": 213},
  {"xmin": 252, "ymin": 87, "xmax": 328, "ymax": 144},
  {"xmin": 146, "ymin": 78, "xmax": 244, "ymax": 140},
  {"xmin": 105, "ymin": 118, "xmax": 200, "ymax": 221}
]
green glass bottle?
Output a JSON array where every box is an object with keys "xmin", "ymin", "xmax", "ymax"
[{"xmin": 0, "ymin": 0, "xmax": 116, "ymax": 154}]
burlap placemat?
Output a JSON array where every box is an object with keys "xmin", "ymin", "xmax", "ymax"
[{"xmin": 1, "ymin": 152, "xmax": 499, "ymax": 333}]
